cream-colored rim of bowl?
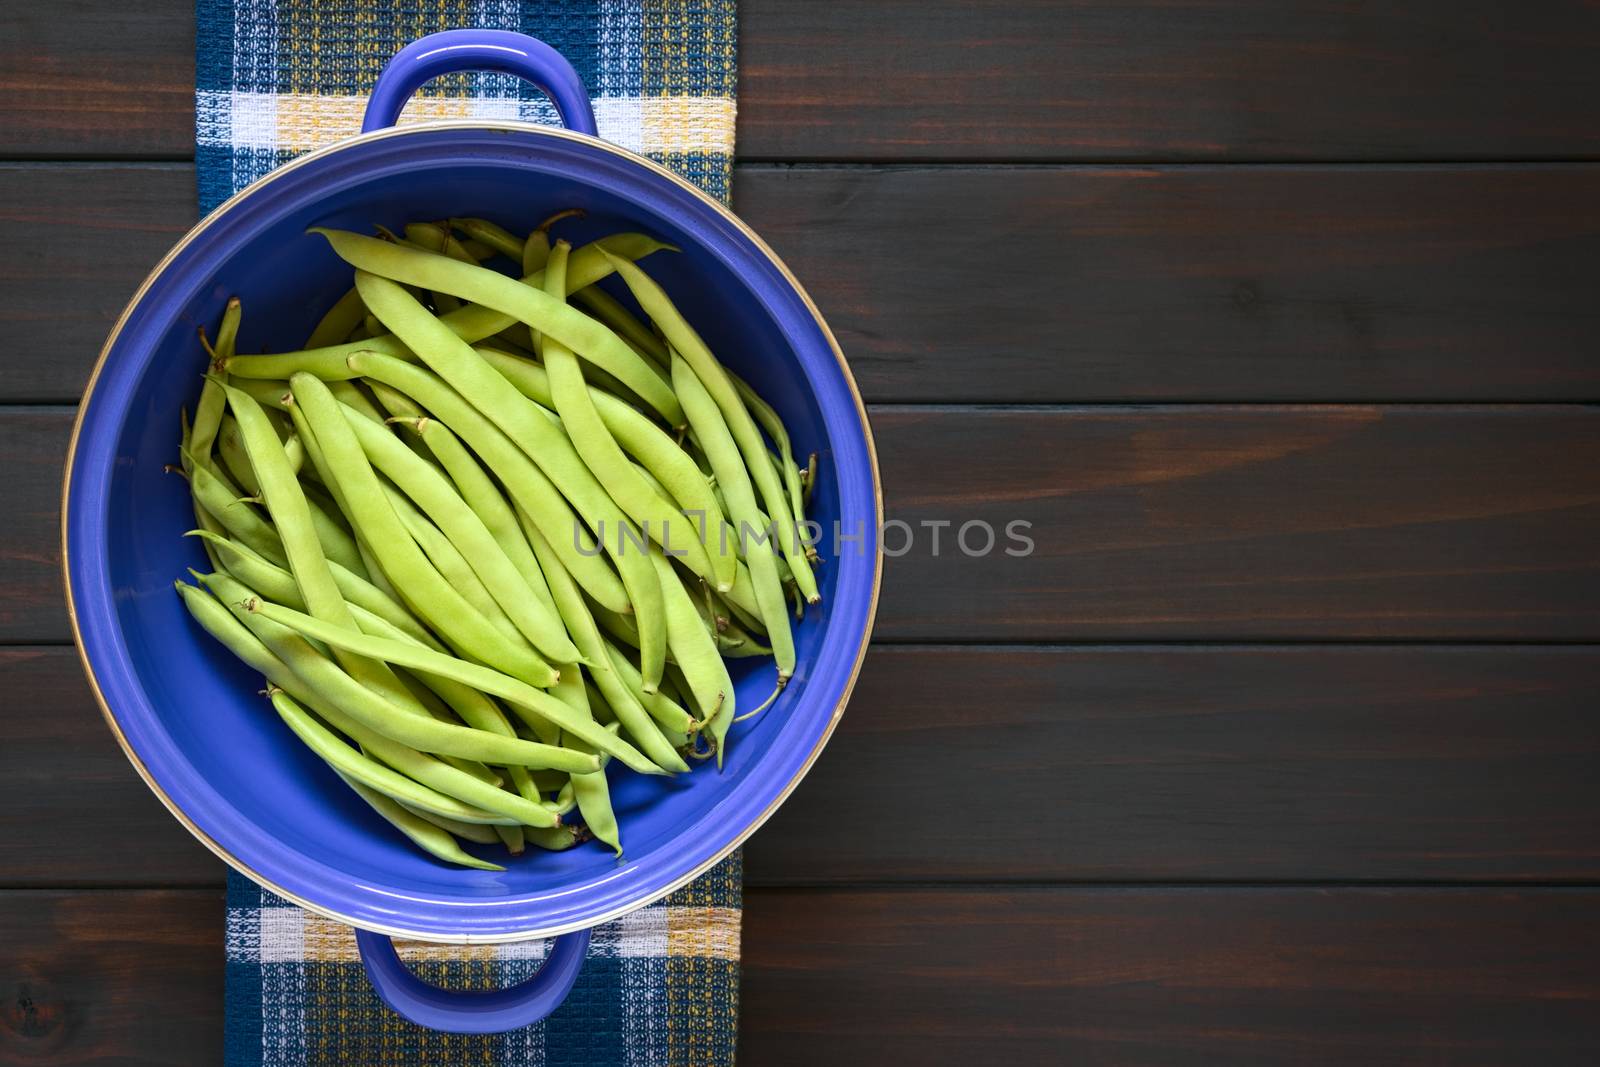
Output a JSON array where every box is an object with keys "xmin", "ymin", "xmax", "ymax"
[{"xmin": 60, "ymin": 119, "xmax": 883, "ymax": 944}]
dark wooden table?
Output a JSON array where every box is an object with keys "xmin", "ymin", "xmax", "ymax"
[{"xmin": 7, "ymin": 2, "xmax": 1600, "ymax": 1062}]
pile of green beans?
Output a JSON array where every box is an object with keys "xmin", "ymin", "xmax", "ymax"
[{"xmin": 172, "ymin": 215, "xmax": 818, "ymax": 870}]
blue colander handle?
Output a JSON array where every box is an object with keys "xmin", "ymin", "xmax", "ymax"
[
  {"xmin": 362, "ymin": 29, "xmax": 599, "ymax": 136},
  {"xmin": 356, "ymin": 926, "xmax": 592, "ymax": 1033}
]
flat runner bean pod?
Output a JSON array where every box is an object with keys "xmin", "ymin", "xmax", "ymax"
[
  {"xmin": 288, "ymin": 372, "xmax": 559, "ymax": 688},
  {"xmin": 475, "ymin": 346, "xmax": 735, "ymax": 591},
  {"xmin": 450, "ymin": 217, "xmax": 525, "ymax": 261},
  {"xmin": 346, "ymin": 352, "xmax": 631, "ymax": 615},
  {"xmin": 247, "ymin": 596, "xmax": 667, "ymax": 776},
  {"xmin": 305, "ymin": 287, "xmax": 366, "ymax": 348},
  {"xmin": 340, "ymin": 404, "xmax": 579, "ymax": 662},
  {"xmin": 188, "ymin": 460, "xmax": 287, "ymax": 565},
  {"xmin": 395, "ymin": 412, "xmax": 559, "ymax": 621},
  {"xmin": 186, "ymin": 297, "xmax": 241, "ymax": 473},
  {"xmin": 381, "ymin": 468, "xmax": 554, "ymax": 677},
  {"xmin": 187, "ymin": 530, "xmax": 437, "ymax": 650},
  {"xmin": 650, "ymin": 550, "xmax": 736, "ymax": 761},
  {"xmin": 225, "ymin": 233, "xmax": 672, "ymax": 381},
  {"xmin": 265, "ymin": 685, "xmax": 511, "ymax": 825},
  {"xmin": 671, "ymin": 350, "xmax": 796, "ymax": 679},
  {"xmin": 352, "ymin": 601, "xmax": 530, "ymax": 754},
  {"xmin": 535, "ymin": 240, "xmax": 720, "ymax": 589},
  {"xmin": 348, "ymin": 271, "xmax": 691, "ymax": 665},
  {"xmin": 517, "ymin": 507, "xmax": 688, "ymax": 773},
  {"xmin": 177, "ymin": 577, "xmax": 561, "ymax": 827},
  {"xmin": 401, "ymin": 804, "xmax": 501, "ymax": 845},
  {"xmin": 729, "ymin": 368, "xmax": 808, "ymax": 531},
  {"xmin": 339, "ymin": 772, "xmax": 506, "ymax": 870},
  {"xmin": 202, "ymin": 573, "xmax": 593, "ymax": 772},
  {"xmin": 350, "ymin": 272, "xmax": 682, "ymax": 634},
  {"xmin": 572, "ymin": 284, "xmax": 668, "ymax": 367},
  {"xmin": 325, "ymin": 230, "xmax": 682, "ymax": 423},
  {"xmin": 604, "ymin": 251, "xmax": 819, "ymax": 602},
  {"xmin": 603, "ymin": 639, "xmax": 696, "ymax": 733}
]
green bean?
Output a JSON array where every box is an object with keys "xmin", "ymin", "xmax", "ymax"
[
  {"xmin": 649, "ymin": 550, "xmax": 735, "ymax": 759},
  {"xmin": 184, "ymin": 582, "xmax": 485, "ymax": 823},
  {"xmin": 339, "ymin": 405, "xmax": 579, "ymax": 662},
  {"xmin": 387, "ymin": 670, "xmax": 508, "ymax": 785},
  {"xmin": 186, "ymin": 297, "xmax": 241, "ymax": 472},
  {"xmin": 395, "ymin": 412, "xmax": 558, "ymax": 621},
  {"xmin": 188, "ymin": 529, "xmax": 435, "ymax": 650},
  {"xmin": 245, "ymin": 597, "xmax": 667, "ymax": 776},
  {"xmin": 474, "ymin": 345, "xmax": 735, "ymax": 591},
  {"xmin": 206, "ymin": 576, "xmax": 590, "ymax": 774},
  {"xmin": 398, "ymin": 803, "xmax": 502, "ymax": 845},
  {"xmin": 605, "ymin": 252, "xmax": 819, "ymax": 602},
  {"xmin": 264, "ymin": 683, "xmax": 510, "ymax": 825},
  {"xmin": 228, "ymin": 233, "xmax": 673, "ymax": 382},
  {"xmin": 670, "ymin": 350, "xmax": 796, "ymax": 680},
  {"xmin": 322, "ymin": 230, "xmax": 682, "ymax": 423},
  {"xmin": 521, "ymin": 227, "xmax": 550, "ymax": 278},
  {"xmin": 572, "ymin": 284, "xmax": 667, "ymax": 367},
  {"xmin": 346, "ymin": 352, "xmax": 631, "ymax": 616},
  {"xmin": 516, "ymin": 507, "xmax": 688, "ymax": 773},
  {"xmin": 179, "ymin": 576, "xmax": 559, "ymax": 825},
  {"xmin": 384, "ymin": 485, "xmax": 541, "ymax": 656},
  {"xmin": 589, "ymin": 597, "xmax": 642, "ymax": 650},
  {"xmin": 729, "ymin": 369, "xmax": 807, "ymax": 530},
  {"xmin": 215, "ymin": 414, "xmax": 260, "ymax": 494},
  {"xmin": 339, "ymin": 772, "xmax": 506, "ymax": 870},
  {"xmin": 223, "ymin": 384, "xmax": 420, "ymax": 714},
  {"xmin": 716, "ymin": 616, "xmax": 774, "ymax": 658},
  {"xmin": 602, "ymin": 639, "xmax": 695, "ymax": 733},
  {"xmin": 353, "ymin": 605, "xmax": 529, "ymax": 752},
  {"xmin": 218, "ymin": 412, "xmax": 368, "ymax": 575},
  {"xmin": 404, "ymin": 222, "xmax": 478, "ymax": 313},
  {"xmin": 305, "ymin": 287, "xmax": 366, "ymax": 348},
  {"xmin": 282, "ymin": 433, "xmax": 305, "ymax": 477},
  {"xmin": 327, "ymin": 379, "xmax": 385, "ymax": 425},
  {"xmin": 534, "ymin": 240, "xmax": 719, "ymax": 583},
  {"xmin": 189, "ymin": 460, "xmax": 286, "ymax": 565},
  {"xmin": 450, "ymin": 217, "xmax": 525, "ymax": 261},
  {"xmin": 567, "ymin": 722, "xmax": 622, "ymax": 856},
  {"xmin": 524, "ymin": 825, "xmax": 582, "ymax": 851},
  {"xmin": 349, "ymin": 272, "xmax": 679, "ymax": 676},
  {"xmin": 288, "ymin": 372, "xmax": 558, "ymax": 688},
  {"xmin": 498, "ymin": 823, "xmax": 528, "ymax": 853}
]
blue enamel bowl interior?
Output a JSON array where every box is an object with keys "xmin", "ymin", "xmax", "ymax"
[{"xmin": 65, "ymin": 125, "xmax": 878, "ymax": 940}]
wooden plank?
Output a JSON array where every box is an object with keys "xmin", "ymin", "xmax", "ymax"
[
  {"xmin": 9, "ymin": 645, "xmax": 1600, "ymax": 888},
  {"xmin": 2, "ymin": 890, "xmax": 223, "ymax": 1067},
  {"xmin": 0, "ymin": 648, "xmax": 221, "ymax": 887},
  {"xmin": 13, "ymin": 3, "xmax": 1600, "ymax": 162},
  {"xmin": 11, "ymin": 162, "xmax": 1600, "ymax": 404},
  {"xmin": 739, "ymin": 1, "xmax": 1600, "ymax": 162},
  {"xmin": 7, "ymin": 887, "xmax": 1600, "ymax": 1064},
  {"xmin": 13, "ymin": 406, "xmax": 1600, "ymax": 643},
  {"xmin": 0, "ymin": 165, "xmax": 193, "ymax": 402},
  {"xmin": 0, "ymin": 1, "xmax": 192, "ymax": 158},
  {"xmin": 741, "ymin": 887, "xmax": 1600, "ymax": 1063},
  {"xmin": 875, "ymin": 405, "xmax": 1600, "ymax": 641}
]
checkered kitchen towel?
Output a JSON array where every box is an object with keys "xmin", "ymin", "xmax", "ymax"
[{"xmin": 198, "ymin": 3, "xmax": 741, "ymax": 1063}]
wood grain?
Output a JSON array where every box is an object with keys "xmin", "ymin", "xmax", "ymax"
[
  {"xmin": 12, "ymin": 2, "xmax": 1600, "ymax": 162},
  {"xmin": 7, "ymin": 887, "xmax": 1599, "ymax": 1064},
  {"xmin": 15, "ymin": 406, "xmax": 1600, "ymax": 643},
  {"xmin": 0, "ymin": 1, "xmax": 192, "ymax": 158},
  {"xmin": 10, "ymin": 162, "xmax": 1600, "ymax": 404},
  {"xmin": 741, "ymin": 887, "xmax": 1600, "ymax": 1064},
  {"xmin": 2, "ymin": 890, "xmax": 223, "ymax": 1067},
  {"xmin": 9, "ymin": 644, "xmax": 1600, "ymax": 888}
]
